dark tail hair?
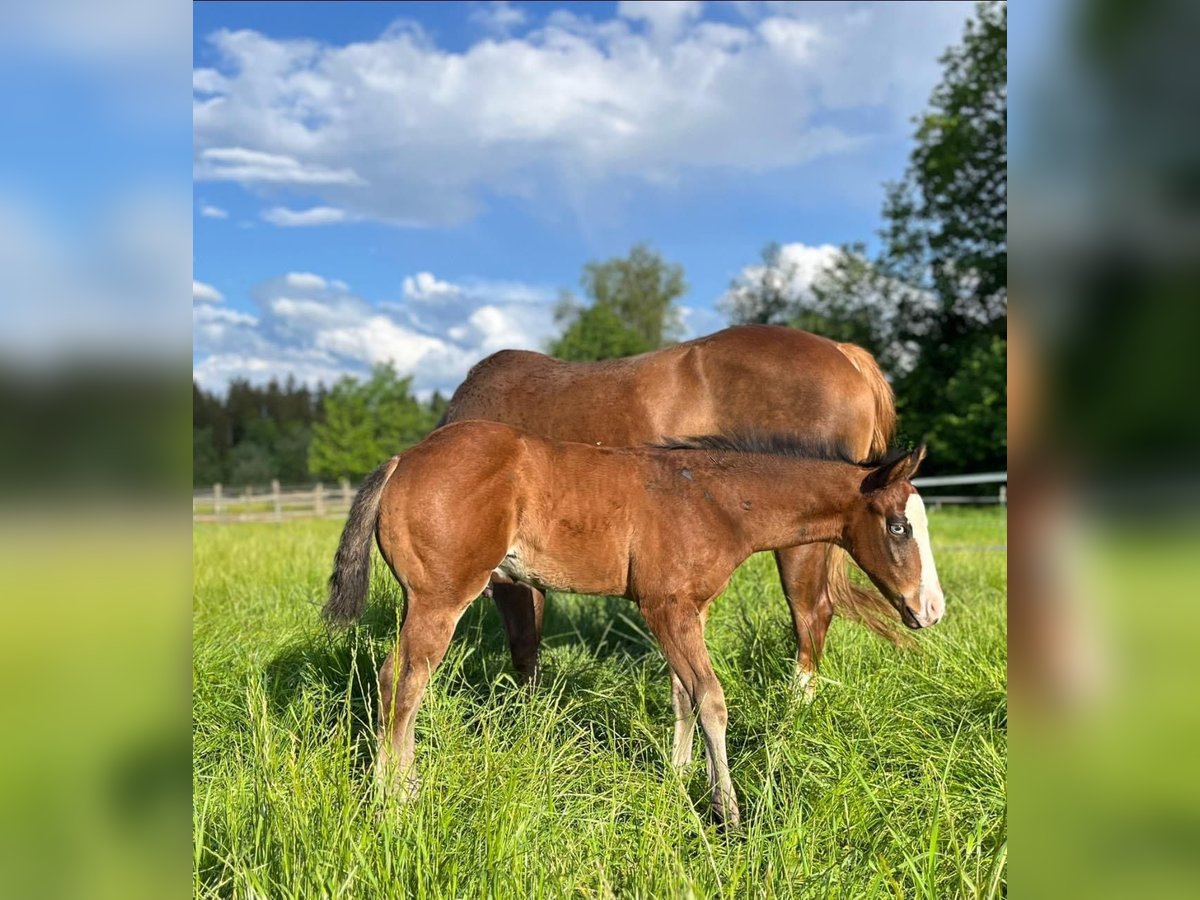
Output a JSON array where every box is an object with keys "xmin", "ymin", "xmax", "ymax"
[
  {"xmin": 323, "ymin": 456, "xmax": 401, "ymax": 625},
  {"xmin": 831, "ymin": 342, "xmax": 907, "ymax": 645}
]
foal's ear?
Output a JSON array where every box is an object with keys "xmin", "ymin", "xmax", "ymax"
[{"xmin": 861, "ymin": 443, "xmax": 927, "ymax": 494}]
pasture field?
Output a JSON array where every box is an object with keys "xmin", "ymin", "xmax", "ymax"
[{"xmin": 193, "ymin": 508, "xmax": 1006, "ymax": 898}]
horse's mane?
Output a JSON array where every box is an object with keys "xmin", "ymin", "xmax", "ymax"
[{"xmin": 653, "ymin": 432, "xmax": 904, "ymax": 468}]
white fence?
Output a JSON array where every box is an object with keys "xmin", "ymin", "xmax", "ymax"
[
  {"xmin": 193, "ymin": 480, "xmax": 356, "ymax": 523},
  {"xmin": 193, "ymin": 472, "xmax": 1007, "ymax": 523},
  {"xmin": 912, "ymin": 472, "xmax": 1007, "ymax": 508}
]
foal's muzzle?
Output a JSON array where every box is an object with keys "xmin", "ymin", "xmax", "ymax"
[{"xmin": 899, "ymin": 603, "xmax": 924, "ymax": 630}]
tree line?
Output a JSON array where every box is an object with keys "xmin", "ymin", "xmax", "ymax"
[
  {"xmin": 193, "ymin": 1, "xmax": 1005, "ymax": 484},
  {"xmin": 193, "ymin": 373, "xmax": 446, "ymax": 486}
]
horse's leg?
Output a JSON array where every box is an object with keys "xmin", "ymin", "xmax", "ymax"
[
  {"xmin": 644, "ymin": 602, "xmax": 739, "ymax": 826},
  {"xmin": 376, "ymin": 596, "xmax": 466, "ymax": 799},
  {"xmin": 670, "ymin": 671, "xmax": 697, "ymax": 768},
  {"xmin": 775, "ymin": 545, "xmax": 834, "ymax": 701},
  {"xmin": 491, "ymin": 579, "xmax": 545, "ymax": 684}
]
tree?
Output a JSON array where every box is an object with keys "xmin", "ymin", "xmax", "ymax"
[
  {"xmin": 427, "ymin": 390, "xmax": 449, "ymax": 426},
  {"xmin": 549, "ymin": 302, "xmax": 652, "ymax": 362},
  {"xmin": 228, "ymin": 441, "xmax": 275, "ymax": 486},
  {"xmin": 718, "ymin": 242, "xmax": 797, "ymax": 326},
  {"xmin": 192, "ymin": 425, "xmax": 224, "ymax": 486},
  {"xmin": 551, "ymin": 243, "xmax": 686, "ymax": 359},
  {"xmin": 308, "ymin": 364, "xmax": 438, "ymax": 481},
  {"xmin": 879, "ymin": 0, "xmax": 1007, "ymax": 471},
  {"xmin": 795, "ymin": 244, "xmax": 891, "ymax": 354}
]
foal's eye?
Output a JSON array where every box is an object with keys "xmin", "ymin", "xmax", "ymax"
[{"xmin": 888, "ymin": 522, "xmax": 907, "ymax": 536}]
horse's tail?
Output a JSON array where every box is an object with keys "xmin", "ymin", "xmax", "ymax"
[
  {"xmin": 824, "ymin": 545, "xmax": 913, "ymax": 647},
  {"xmin": 835, "ymin": 341, "xmax": 896, "ymax": 458},
  {"xmin": 323, "ymin": 455, "xmax": 401, "ymax": 625},
  {"xmin": 830, "ymin": 341, "xmax": 907, "ymax": 644}
]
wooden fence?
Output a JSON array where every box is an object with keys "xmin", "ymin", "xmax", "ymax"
[
  {"xmin": 194, "ymin": 472, "xmax": 1007, "ymax": 523},
  {"xmin": 193, "ymin": 480, "xmax": 356, "ymax": 523}
]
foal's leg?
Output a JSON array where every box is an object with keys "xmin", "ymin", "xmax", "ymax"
[
  {"xmin": 491, "ymin": 579, "xmax": 545, "ymax": 684},
  {"xmin": 670, "ymin": 608, "xmax": 708, "ymax": 768},
  {"xmin": 670, "ymin": 672, "xmax": 697, "ymax": 768},
  {"xmin": 775, "ymin": 545, "xmax": 834, "ymax": 700},
  {"xmin": 376, "ymin": 597, "xmax": 467, "ymax": 799},
  {"xmin": 644, "ymin": 602, "xmax": 739, "ymax": 826}
]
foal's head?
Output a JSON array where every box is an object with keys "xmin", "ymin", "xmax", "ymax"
[{"xmin": 847, "ymin": 445, "xmax": 945, "ymax": 629}]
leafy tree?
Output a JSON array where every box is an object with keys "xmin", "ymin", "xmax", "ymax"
[
  {"xmin": 228, "ymin": 441, "xmax": 275, "ymax": 486},
  {"xmin": 427, "ymin": 389, "xmax": 449, "ymax": 426},
  {"xmin": 308, "ymin": 364, "xmax": 437, "ymax": 481},
  {"xmin": 273, "ymin": 423, "xmax": 313, "ymax": 483},
  {"xmin": 718, "ymin": 242, "xmax": 797, "ymax": 326},
  {"xmin": 921, "ymin": 334, "xmax": 1006, "ymax": 470},
  {"xmin": 795, "ymin": 244, "xmax": 891, "ymax": 354},
  {"xmin": 549, "ymin": 302, "xmax": 652, "ymax": 362},
  {"xmin": 880, "ymin": 0, "xmax": 1007, "ymax": 471},
  {"xmin": 194, "ymin": 375, "xmax": 328, "ymax": 485},
  {"xmin": 192, "ymin": 425, "xmax": 224, "ymax": 486},
  {"xmin": 719, "ymin": 2, "xmax": 1007, "ymax": 473},
  {"xmin": 552, "ymin": 243, "xmax": 686, "ymax": 358}
]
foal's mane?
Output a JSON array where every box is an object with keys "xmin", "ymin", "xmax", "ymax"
[{"xmin": 653, "ymin": 432, "xmax": 903, "ymax": 468}]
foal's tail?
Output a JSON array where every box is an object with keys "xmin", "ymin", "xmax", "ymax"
[
  {"xmin": 831, "ymin": 342, "xmax": 907, "ymax": 644},
  {"xmin": 323, "ymin": 456, "xmax": 401, "ymax": 625}
]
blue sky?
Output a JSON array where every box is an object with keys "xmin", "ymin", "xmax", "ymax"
[{"xmin": 192, "ymin": 1, "xmax": 980, "ymax": 396}]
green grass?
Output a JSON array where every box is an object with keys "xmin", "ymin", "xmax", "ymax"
[{"xmin": 193, "ymin": 508, "xmax": 1007, "ymax": 898}]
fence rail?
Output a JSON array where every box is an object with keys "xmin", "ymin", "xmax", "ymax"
[
  {"xmin": 194, "ymin": 471, "xmax": 1007, "ymax": 523},
  {"xmin": 193, "ymin": 479, "xmax": 356, "ymax": 523},
  {"xmin": 913, "ymin": 471, "xmax": 1007, "ymax": 508}
]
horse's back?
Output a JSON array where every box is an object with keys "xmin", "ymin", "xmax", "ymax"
[{"xmin": 441, "ymin": 326, "xmax": 887, "ymax": 457}]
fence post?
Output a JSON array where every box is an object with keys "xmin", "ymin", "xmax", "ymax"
[
  {"xmin": 272, "ymin": 479, "xmax": 281, "ymax": 522},
  {"xmin": 213, "ymin": 483, "xmax": 223, "ymax": 521},
  {"xmin": 314, "ymin": 482, "xmax": 325, "ymax": 517},
  {"xmin": 999, "ymin": 485, "xmax": 1007, "ymax": 507},
  {"xmin": 340, "ymin": 478, "xmax": 351, "ymax": 511}
]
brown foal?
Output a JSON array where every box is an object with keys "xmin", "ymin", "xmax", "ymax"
[
  {"xmin": 325, "ymin": 421, "xmax": 944, "ymax": 825},
  {"xmin": 439, "ymin": 325, "xmax": 898, "ymax": 693}
]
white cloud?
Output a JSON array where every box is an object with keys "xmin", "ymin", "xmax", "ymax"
[
  {"xmin": 192, "ymin": 4, "xmax": 972, "ymax": 227},
  {"xmin": 283, "ymin": 272, "xmax": 327, "ymax": 291},
  {"xmin": 402, "ymin": 271, "xmax": 462, "ymax": 303},
  {"xmin": 469, "ymin": 1, "xmax": 528, "ymax": 35},
  {"xmin": 757, "ymin": 16, "xmax": 821, "ymax": 64},
  {"xmin": 193, "ymin": 279, "xmax": 224, "ymax": 304},
  {"xmin": 194, "ymin": 147, "xmax": 365, "ymax": 187},
  {"xmin": 193, "ymin": 269, "xmax": 558, "ymax": 395},
  {"xmin": 200, "ymin": 203, "xmax": 228, "ymax": 219},
  {"xmin": 617, "ymin": 1, "xmax": 702, "ymax": 42},
  {"xmin": 193, "ymin": 351, "xmax": 348, "ymax": 395},
  {"xmin": 261, "ymin": 205, "xmax": 351, "ymax": 227},
  {"xmin": 193, "ymin": 303, "xmax": 256, "ymax": 327},
  {"xmin": 718, "ymin": 242, "xmax": 840, "ymax": 317},
  {"xmin": 192, "ymin": 68, "xmax": 227, "ymax": 94}
]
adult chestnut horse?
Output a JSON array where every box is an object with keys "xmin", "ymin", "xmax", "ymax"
[
  {"xmin": 440, "ymin": 325, "xmax": 899, "ymax": 692},
  {"xmin": 324, "ymin": 422, "xmax": 944, "ymax": 824}
]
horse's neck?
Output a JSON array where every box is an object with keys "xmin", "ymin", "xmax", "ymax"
[{"xmin": 711, "ymin": 457, "xmax": 856, "ymax": 552}]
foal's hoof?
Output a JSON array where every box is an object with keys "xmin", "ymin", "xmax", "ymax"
[
  {"xmin": 714, "ymin": 801, "xmax": 742, "ymax": 831},
  {"xmin": 794, "ymin": 669, "xmax": 819, "ymax": 704},
  {"xmin": 374, "ymin": 766, "xmax": 420, "ymax": 805}
]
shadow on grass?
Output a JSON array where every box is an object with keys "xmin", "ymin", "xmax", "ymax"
[{"xmin": 260, "ymin": 589, "xmax": 677, "ymax": 767}]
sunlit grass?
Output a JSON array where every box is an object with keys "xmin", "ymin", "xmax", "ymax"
[{"xmin": 193, "ymin": 508, "xmax": 1006, "ymax": 898}]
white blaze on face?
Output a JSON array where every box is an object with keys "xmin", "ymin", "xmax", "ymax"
[{"xmin": 905, "ymin": 492, "xmax": 945, "ymax": 625}]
